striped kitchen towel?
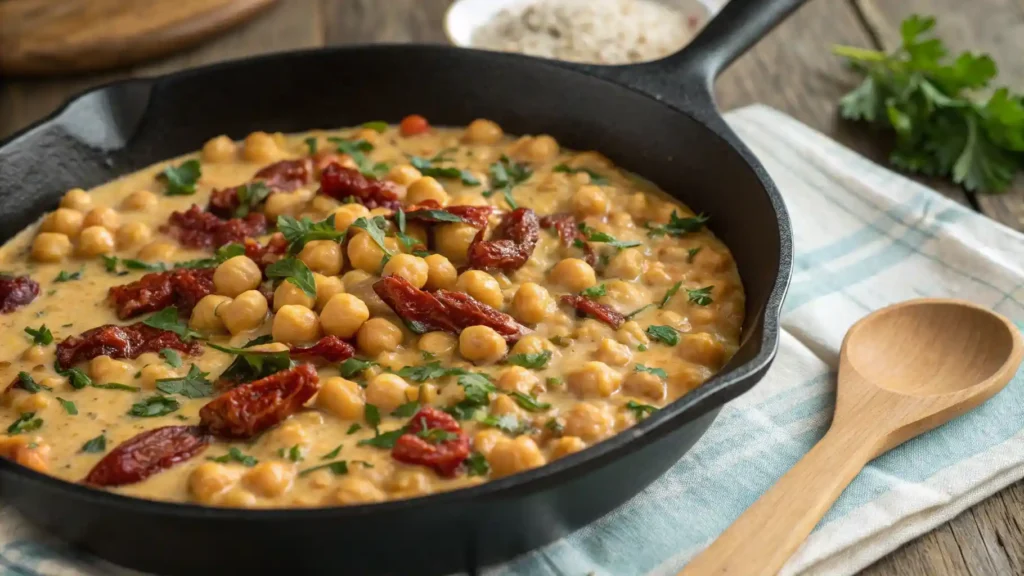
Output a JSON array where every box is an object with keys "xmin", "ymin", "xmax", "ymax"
[{"xmin": 0, "ymin": 105, "xmax": 1022, "ymax": 575}]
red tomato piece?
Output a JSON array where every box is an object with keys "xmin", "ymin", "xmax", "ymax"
[{"xmin": 399, "ymin": 114, "xmax": 430, "ymax": 136}]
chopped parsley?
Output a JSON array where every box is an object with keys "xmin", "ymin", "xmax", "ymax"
[
  {"xmin": 277, "ymin": 214, "xmax": 344, "ymax": 253},
  {"xmin": 162, "ymin": 159, "xmax": 202, "ymax": 196},
  {"xmin": 626, "ymin": 400, "xmax": 658, "ymax": 420},
  {"xmin": 361, "ymin": 121, "xmax": 388, "ymax": 133},
  {"xmin": 645, "ymin": 211, "xmax": 709, "ymax": 238},
  {"xmin": 234, "ymin": 181, "xmax": 273, "ymax": 217},
  {"xmin": 81, "ymin": 434, "xmax": 106, "ymax": 453},
  {"xmin": 322, "ymin": 443, "xmax": 344, "ymax": 459},
  {"xmin": 350, "ymin": 216, "xmax": 394, "ymax": 256},
  {"xmin": 403, "ymin": 208, "xmax": 468, "ymax": 225},
  {"xmin": 416, "ymin": 427, "xmax": 459, "ymax": 444},
  {"xmin": 635, "ymin": 364, "xmax": 668, "ymax": 379},
  {"xmin": 339, "ymin": 357, "xmax": 378, "ymax": 379},
  {"xmin": 265, "ymin": 256, "xmax": 317, "ymax": 298},
  {"xmin": 209, "ymin": 342, "xmax": 293, "ymax": 383},
  {"xmin": 579, "ymin": 284, "xmax": 607, "ymax": 298},
  {"xmin": 143, "ymin": 307, "xmax": 203, "ymax": 341},
  {"xmin": 53, "ymin": 269, "xmax": 82, "ymax": 283},
  {"xmin": 391, "ymin": 401, "xmax": 420, "ymax": 418},
  {"xmin": 279, "ymin": 444, "xmax": 304, "ymax": 462},
  {"xmin": 91, "ymin": 382, "xmax": 140, "ymax": 391},
  {"xmin": 127, "ymin": 396, "xmax": 180, "ymax": 417},
  {"xmin": 160, "ymin": 348, "xmax": 183, "ymax": 368},
  {"xmin": 638, "ymin": 344, "xmax": 648, "ymax": 352},
  {"xmin": 208, "ymin": 447, "xmax": 258, "ymax": 467},
  {"xmin": 552, "ymin": 163, "xmax": 609, "ymax": 185},
  {"xmin": 24, "ymin": 325, "xmax": 52, "ymax": 346},
  {"xmin": 660, "ymin": 282, "xmax": 682, "ymax": 308},
  {"xmin": 478, "ymin": 413, "xmax": 531, "ymax": 435},
  {"xmin": 687, "ymin": 286, "xmax": 714, "ymax": 306},
  {"xmin": 364, "ymin": 404, "xmax": 382, "ymax": 431},
  {"xmin": 410, "ymin": 154, "xmax": 480, "ymax": 186},
  {"xmin": 345, "ymin": 424, "xmax": 361, "ymax": 435},
  {"xmin": 304, "ymin": 137, "xmax": 318, "ymax": 154},
  {"xmin": 645, "ymin": 325, "xmax": 680, "ymax": 346},
  {"xmin": 15, "ymin": 372, "xmax": 49, "ymax": 394},
  {"xmin": 545, "ymin": 376, "xmax": 563, "ymax": 388},
  {"xmin": 7, "ymin": 412, "xmax": 42, "ymax": 434},
  {"xmin": 576, "ymin": 223, "xmax": 641, "ymax": 250},
  {"xmin": 395, "ymin": 361, "xmax": 468, "ymax": 382},
  {"xmin": 465, "ymin": 452, "xmax": 490, "ymax": 476},
  {"xmin": 357, "ymin": 428, "xmax": 405, "ymax": 449},
  {"xmin": 56, "ymin": 397, "xmax": 78, "ymax": 415},
  {"xmin": 545, "ymin": 418, "xmax": 564, "ymax": 434},
  {"xmin": 55, "ymin": 364, "xmax": 90, "ymax": 389},
  {"xmin": 625, "ymin": 304, "xmax": 653, "ymax": 319},
  {"xmin": 156, "ymin": 364, "xmax": 214, "ymax": 398},
  {"xmin": 687, "ymin": 247, "xmax": 702, "ymax": 263},
  {"xmin": 174, "ymin": 243, "xmax": 245, "ymax": 270},
  {"xmin": 298, "ymin": 460, "xmax": 349, "ymax": 477},
  {"xmin": 504, "ymin": 350, "xmax": 552, "ymax": 369},
  {"xmin": 485, "ymin": 155, "xmax": 531, "ymax": 208},
  {"xmin": 508, "ymin": 391, "xmax": 552, "ymax": 412}
]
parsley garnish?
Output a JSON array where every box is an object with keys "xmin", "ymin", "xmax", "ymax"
[
  {"xmin": 15, "ymin": 372, "xmax": 49, "ymax": 393},
  {"xmin": 143, "ymin": 307, "xmax": 203, "ymax": 341},
  {"xmin": 508, "ymin": 391, "xmax": 552, "ymax": 412},
  {"xmin": 626, "ymin": 400, "xmax": 658, "ymax": 420},
  {"xmin": 478, "ymin": 413, "xmax": 532, "ymax": 435},
  {"xmin": 505, "ymin": 350, "xmax": 552, "ymax": 369},
  {"xmin": 687, "ymin": 286, "xmax": 714, "ymax": 306},
  {"xmin": 322, "ymin": 443, "xmax": 344, "ymax": 459},
  {"xmin": 299, "ymin": 460, "xmax": 349, "ymax": 477},
  {"xmin": 645, "ymin": 211, "xmax": 709, "ymax": 238},
  {"xmin": 243, "ymin": 335, "xmax": 274, "ymax": 348},
  {"xmin": 91, "ymin": 382, "xmax": 140, "ymax": 391},
  {"xmin": 209, "ymin": 342, "xmax": 293, "ymax": 383},
  {"xmin": 346, "ymin": 424, "xmax": 361, "ymax": 435},
  {"xmin": 265, "ymin": 256, "xmax": 317, "ymax": 298},
  {"xmin": 174, "ymin": 243, "xmax": 245, "ymax": 269},
  {"xmin": 128, "ymin": 396, "xmax": 180, "ymax": 417},
  {"xmin": 546, "ymin": 376, "xmax": 563, "ymax": 388},
  {"xmin": 208, "ymin": 447, "xmax": 258, "ymax": 467},
  {"xmin": 410, "ymin": 154, "xmax": 480, "ymax": 186},
  {"xmin": 160, "ymin": 348, "xmax": 182, "ymax": 368},
  {"xmin": 416, "ymin": 427, "xmax": 458, "ymax": 444},
  {"xmin": 102, "ymin": 256, "xmax": 167, "ymax": 273},
  {"xmin": 660, "ymin": 282, "xmax": 682, "ymax": 308},
  {"xmin": 485, "ymin": 155, "xmax": 531, "ymax": 208},
  {"xmin": 24, "ymin": 325, "xmax": 52, "ymax": 346},
  {"xmin": 57, "ymin": 397, "xmax": 77, "ymax": 415},
  {"xmin": 635, "ymin": 364, "xmax": 668, "ymax": 379},
  {"xmin": 339, "ymin": 357, "xmax": 378, "ymax": 379},
  {"xmin": 576, "ymin": 223, "xmax": 642, "ymax": 249},
  {"xmin": 395, "ymin": 361, "xmax": 468, "ymax": 382},
  {"xmin": 465, "ymin": 452, "xmax": 490, "ymax": 476},
  {"xmin": 357, "ymin": 428, "xmax": 405, "ymax": 449},
  {"xmin": 645, "ymin": 325, "xmax": 680, "ymax": 346},
  {"xmin": 687, "ymin": 247, "xmax": 702, "ymax": 263},
  {"xmin": 53, "ymin": 269, "xmax": 82, "ymax": 282},
  {"xmin": 81, "ymin": 434, "xmax": 106, "ymax": 453},
  {"xmin": 362, "ymin": 121, "xmax": 388, "ymax": 133},
  {"xmin": 234, "ymin": 181, "xmax": 272, "ymax": 217},
  {"xmin": 364, "ymin": 404, "xmax": 382, "ymax": 431},
  {"xmin": 833, "ymin": 15, "xmax": 1024, "ymax": 193},
  {"xmin": 328, "ymin": 138, "xmax": 389, "ymax": 177},
  {"xmin": 625, "ymin": 304, "xmax": 653, "ymax": 320},
  {"xmin": 7, "ymin": 412, "xmax": 42, "ymax": 434},
  {"xmin": 552, "ymin": 163, "xmax": 609, "ymax": 185},
  {"xmin": 162, "ymin": 159, "xmax": 202, "ymax": 196},
  {"xmin": 403, "ymin": 208, "xmax": 468, "ymax": 225},
  {"xmin": 304, "ymin": 137, "xmax": 318, "ymax": 154},
  {"xmin": 156, "ymin": 364, "xmax": 214, "ymax": 398},
  {"xmin": 279, "ymin": 444, "xmax": 304, "ymax": 462},
  {"xmin": 277, "ymin": 214, "xmax": 344, "ymax": 253},
  {"xmin": 579, "ymin": 284, "xmax": 607, "ymax": 298},
  {"xmin": 350, "ymin": 216, "xmax": 393, "ymax": 256},
  {"xmin": 545, "ymin": 418, "xmax": 564, "ymax": 434},
  {"xmin": 391, "ymin": 401, "xmax": 420, "ymax": 418}
]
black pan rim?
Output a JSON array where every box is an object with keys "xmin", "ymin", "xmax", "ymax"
[{"xmin": 0, "ymin": 43, "xmax": 793, "ymax": 522}]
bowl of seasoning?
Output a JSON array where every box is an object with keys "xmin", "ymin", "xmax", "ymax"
[{"xmin": 445, "ymin": 0, "xmax": 720, "ymax": 65}]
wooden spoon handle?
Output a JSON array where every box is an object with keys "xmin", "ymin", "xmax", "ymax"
[{"xmin": 678, "ymin": 426, "xmax": 882, "ymax": 576}]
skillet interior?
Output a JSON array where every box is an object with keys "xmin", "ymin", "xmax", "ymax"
[{"xmin": 0, "ymin": 46, "xmax": 789, "ymax": 575}]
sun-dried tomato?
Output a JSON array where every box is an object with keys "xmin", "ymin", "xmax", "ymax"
[
  {"xmin": 540, "ymin": 213, "xmax": 596, "ymax": 266},
  {"xmin": 163, "ymin": 205, "xmax": 267, "ymax": 249},
  {"xmin": 83, "ymin": 426, "xmax": 211, "ymax": 487},
  {"xmin": 244, "ymin": 233, "xmax": 289, "ymax": 270},
  {"xmin": 373, "ymin": 276, "xmax": 530, "ymax": 343},
  {"xmin": 404, "ymin": 201, "xmax": 495, "ymax": 230},
  {"xmin": 254, "ymin": 158, "xmax": 312, "ymax": 190},
  {"xmin": 319, "ymin": 163, "xmax": 401, "ymax": 210},
  {"xmin": 56, "ymin": 323, "xmax": 203, "ymax": 370},
  {"xmin": 312, "ymin": 151, "xmax": 345, "ymax": 176},
  {"xmin": 289, "ymin": 336, "xmax": 355, "ymax": 363},
  {"xmin": 0, "ymin": 275, "xmax": 39, "ymax": 314},
  {"xmin": 108, "ymin": 267, "xmax": 215, "ymax": 320},
  {"xmin": 391, "ymin": 406, "xmax": 470, "ymax": 477},
  {"xmin": 468, "ymin": 207, "xmax": 539, "ymax": 271},
  {"xmin": 199, "ymin": 364, "xmax": 320, "ymax": 439},
  {"xmin": 560, "ymin": 295, "xmax": 626, "ymax": 329}
]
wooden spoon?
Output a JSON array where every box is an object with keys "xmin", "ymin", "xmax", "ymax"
[{"xmin": 680, "ymin": 298, "xmax": 1024, "ymax": 576}]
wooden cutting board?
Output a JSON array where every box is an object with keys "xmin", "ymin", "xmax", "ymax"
[{"xmin": 0, "ymin": 0, "xmax": 278, "ymax": 76}]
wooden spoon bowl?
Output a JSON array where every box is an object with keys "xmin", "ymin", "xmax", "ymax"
[{"xmin": 681, "ymin": 299, "xmax": 1024, "ymax": 576}]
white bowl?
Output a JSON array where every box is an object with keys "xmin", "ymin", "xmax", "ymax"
[{"xmin": 444, "ymin": 0, "xmax": 724, "ymax": 54}]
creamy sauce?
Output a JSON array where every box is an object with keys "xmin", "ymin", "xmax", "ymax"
[{"xmin": 0, "ymin": 118, "xmax": 743, "ymax": 508}]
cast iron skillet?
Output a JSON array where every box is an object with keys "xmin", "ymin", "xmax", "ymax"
[{"xmin": 0, "ymin": 0, "xmax": 801, "ymax": 573}]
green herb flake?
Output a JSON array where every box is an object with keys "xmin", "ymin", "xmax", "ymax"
[
  {"xmin": 362, "ymin": 121, "xmax": 389, "ymax": 133},
  {"xmin": 208, "ymin": 447, "xmax": 258, "ymax": 467},
  {"xmin": 91, "ymin": 382, "xmax": 140, "ymax": 391},
  {"xmin": 322, "ymin": 444, "xmax": 344, "ymax": 459},
  {"xmin": 345, "ymin": 423, "xmax": 361, "ymax": 435},
  {"xmin": 485, "ymin": 155, "xmax": 532, "ymax": 206},
  {"xmin": 505, "ymin": 350, "xmax": 553, "ymax": 370},
  {"xmin": 127, "ymin": 396, "xmax": 180, "ymax": 417},
  {"xmin": 508, "ymin": 391, "xmax": 552, "ymax": 412},
  {"xmin": 357, "ymin": 428, "xmax": 405, "ymax": 449},
  {"xmin": 687, "ymin": 247, "xmax": 702, "ymax": 263},
  {"xmin": 143, "ymin": 307, "xmax": 204, "ymax": 341},
  {"xmin": 81, "ymin": 434, "xmax": 106, "ymax": 453},
  {"xmin": 234, "ymin": 181, "xmax": 273, "ymax": 218},
  {"xmin": 545, "ymin": 418, "xmax": 564, "ymax": 434},
  {"xmin": 552, "ymin": 163, "xmax": 610, "ymax": 185},
  {"xmin": 54, "ymin": 364, "xmax": 90, "ymax": 389},
  {"xmin": 645, "ymin": 325, "xmax": 680, "ymax": 346},
  {"xmin": 156, "ymin": 364, "xmax": 214, "ymax": 398},
  {"xmin": 209, "ymin": 342, "xmax": 293, "ymax": 384},
  {"xmin": 391, "ymin": 401, "xmax": 420, "ymax": 418},
  {"xmin": 162, "ymin": 159, "xmax": 202, "ymax": 196},
  {"xmin": 545, "ymin": 376, "xmax": 563, "ymax": 388},
  {"xmin": 626, "ymin": 400, "xmax": 658, "ymax": 420},
  {"xmin": 265, "ymin": 256, "xmax": 317, "ymax": 298},
  {"xmin": 160, "ymin": 348, "xmax": 183, "ymax": 368},
  {"xmin": 660, "ymin": 282, "xmax": 683, "ymax": 308},
  {"xmin": 579, "ymin": 284, "xmax": 607, "ymax": 298},
  {"xmin": 339, "ymin": 357, "xmax": 378, "ymax": 379},
  {"xmin": 53, "ymin": 269, "xmax": 82, "ymax": 283},
  {"xmin": 645, "ymin": 211, "xmax": 709, "ymax": 238},
  {"xmin": 464, "ymin": 452, "xmax": 490, "ymax": 476},
  {"xmin": 364, "ymin": 404, "xmax": 382, "ymax": 431},
  {"xmin": 350, "ymin": 216, "xmax": 394, "ymax": 256},
  {"xmin": 16, "ymin": 372, "xmax": 49, "ymax": 394},
  {"xmin": 24, "ymin": 324, "xmax": 53, "ymax": 346},
  {"xmin": 410, "ymin": 154, "xmax": 480, "ymax": 186},
  {"xmin": 638, "ymin": 344, "xmax": 648, "ymax": 351},
  {"xmin": 174, "ymin": 243, "xmax": 245, "ymax": 270},
  {"xmin": 277, "ymin": 214, "xmax": 345, "ymax": 253},
  {"xmin": 299, "ymin": 460, "xmax": 349, "ymax": 477},
  {"xmin": 576, "ymin": 223, "xmax": 642, "ymax": 250},
  {"xmin": 635, "ymin": 364, "xmax": 668, "ymax": 379},
  {"xmin": 687, "ymin": 285, "xmax": 714, "ymax": 306},
  {"xmin": 304, "ymin": 137, "xmax": 318, "ymax": 154},
  {"xmin": 395, "ymin": 361, "xmax": 469, "ymax": 382},
  {"xmin": 7, "ymin": 412, "xmax": 42, "ymax": 434},
  {"xmin": 283, "ymin": 444, "xmax": 304, "ymax": 462},
  {"xmin": 625, "ymin": 304, "xmax": 653, "ymax": 320},
  {"xmin": 57, "ymin": 397, "xmax": 78, "ymax": 415}
]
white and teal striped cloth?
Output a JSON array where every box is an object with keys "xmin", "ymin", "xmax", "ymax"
[{"xmin": 0, "ymin": 106, "xmax": 1022, "ymax": 575}]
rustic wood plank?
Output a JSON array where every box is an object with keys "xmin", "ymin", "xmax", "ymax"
[
  {"xmin": 855, "ymin": 0, "xmax": 1024, "ymax": 230},
  {"xmin": 320, "ymin": 0, "xmax": 451, "ymax": 45},
  {"xmin": 861, "ymin": 524, "xmax": 969, "ymax": 576}
]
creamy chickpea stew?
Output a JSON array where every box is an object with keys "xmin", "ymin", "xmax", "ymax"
[{"xmin": 0, "ymin": 115, "xmax": 743, "ymax": 508}]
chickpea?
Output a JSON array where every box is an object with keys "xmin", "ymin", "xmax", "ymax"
[
  {"xmin": 386, "ymin": 164, "xmax": 422, "ymax": 186},
  {"xmin": 489, "ymin": 394, "xmax": 521, "ymax": 417},
  {"xmin": 497, "ymin": 366, "xmax": 539, "ymax": 394},
  {"xmin": 463, "ymin": 119, "xmax": 503, "ymax": 144},
  {"xmin": 13, "ymin": 441, "xmax": 50, "ymax": 473},
  {"xmin": 388, "ymin": 469, "xmax": 433, "ymax": 498},
  {"xmin": 423, "ymin": 254, "xmax": 458, "ymax": 291},
  {"xmin": 406, "ymin": 177, "xmax": 448, "ymax": 206},
  {"xmin": 511, "ymin": 282, "xmax": 555, "ymax": 324},
  {"xmin": 139, "ymin": 364, "xmax": 177, "ymax": 389},
  {"xmin": 313, "ymin": 273, "xmax": 345, "ymax": 311},
  {"xmin": 265, "ymin": 421, "xmax": 309, "ymax": 452},
  {"xmin": 14, "ymin": 392, "xmax": 50, "ymax": 414},
  {"xmin": 263, "ymin": 191, "xmax": 306, "ymax": 220},
  {"xmin": 116, "ymin": 222, "xmax": 152, "ymax": 248},
  {"xmin": 121, "ymin": 190, "xmax": 158, "ymax": 211},
  {"xmin": 220, "ymin": 488, "xmax": 258, "ymax": 508},
  {"xmin": 624, "ymin": 371, "xmax": 667, "ymax": 401},
  {"xmin": 379, "ymin": 254, "xmax": 428, "ymax": 289},
  {"xmin": 331, "ymin": 204, "xmax": 371, "ymax": 232},
  {"xmin": 406, "ymin": 382, "xmax": 438, "ymax": 404},
  {"xmin": 88, "ymin": 355, "xmax": 132, "ymax": 384},
  {"xmin": 40, "ymin": 208, "xmax": 83, "ymax": 238},
  {"xmin": 677, "ymin": 332, "xmax": 727, "ymax": 369},
  {"xmin": 473, "ymin": 429, "xmax": 506, "ymax": 457},
  {"xmin": 82, "ymin": 206, "xmax": 120, "ymax": 231},
  {"xmin": 643, "ymin": 261, "xmax": 673, "ymax": 285},
  {"xmin": 549, "ymin": 258, "xmax": 597, "ymax": 293},
  {"xmin": 567, "ymin": 361, "xmax": 622, "ymax": 398},
  {"xmin": 22, "ymin": 345, "xmax": 46, "ymax": 363},
  {"xmin": 357, "ymin": 318, "xmax": 403, "ymax": 356},
  {"xmin": 333, "ymin": 477, "xmax": 386, "ymax": 504},
  {"xmin": 341, "ymin": 269, "xmax": 373, "ymax": 288},
  {"xmin": 60, "ymin": 188, "xmax": 92, "ymax": 211},
  {"xmin": 434, "ymin": 223, "xmax": 477, "ymax": 265},
  {"xmin": 77, "ymin": 226, "xmax": 115, "ymax": 257},
  {"xmin": 549, "ymin": 436, "xmax": 587, "ymax": 460},
  {"xmin": 31, "ymin": 232, "xmax": 71, "ymax": 262},
  {"xmin": 319, "ymin": 293, "xmax": 369, "ymax": 339},
  {"xmin": 273, "ymin": 281, "xmax": 316, "ymax": 311},
  {"xmin": 418, "ymin": 331, "xmax": 457, "ymax": 356},
  {"xmin": 450, "ymin": 193, "xmax": 489, "ymax": 207},
  {"xmin": 298, "ymin": 240, "xmax": 344, "ymax": 276},
  {"xmin": 459, "ymin": 325, "xmax": 508, "ymax": 364},
  {"xmin": 365, "ymin": 373, "xmax": 410, "ymax": 412},
  {"xmin": 368, "ymin": 207, "xmax": 393, "ymax": 218},
  {"xmin": 510, "ymin": 334, "xmax": 556, "ymax": 356},
  {"xmin": 137, "ymin": 241, "xmax": 177, "ymax": 261},
  {"xmin": 563, "ymin": 403, "xmax": 613, "ymax": 442},
  {"xmin": 572, "ymin": 185, "xmax": 609, "ymax": 217},
  {"xmin": 594, "ymin": 338, "xmax": 632, "ymax": 367},
  {"xmin": 243, "ymin": 461, "xmax": 295, "ymax": 498},
  {"xmin": 524, "ymin": 135, "xmax": 559, "ymax": 162},
  {"xmin": 272, "ymin": 305, "xmax": 321, "ymax": 344},
  {"xmin": 310, "ymin": 195, "xmax": 341, "ymax": 217},
  {"xmin": 487, "ymin": 437, "xmax": 546, "ymax": 479},
  {"xmin": 189, "ymin": 462, "xmax": 240, "ymax": 502},
  {"xmin": 317, "ymin": 377, "xmax": 364, "ymax": 420},
  {"xmin": 346, "ymin": 232, "xmax": 389, "ymax": 273},
  {"xmin": 220, "ymin": 290, "xmax": 269, "ymax": 335},
  {"xmin": 186, "ymin": 295, "xmax": 230, "ymax": 333},
  {"xmin": 399, "ymin": 224, "xmax": 429, "ymax": 254},
  {"xmin": 213, "ymin": 255, "xmax": 262, "ymax": 297},
  {"xmin": 243, "ymin": 131, "xmax": 280, "ymax": 163},
  {"xmin": 455, "ymin": 270, "xmax": 503, "ymax": 309},
  {"xmin": 202, "ymin": 135, "xmax": 237, "ymax": 163}
]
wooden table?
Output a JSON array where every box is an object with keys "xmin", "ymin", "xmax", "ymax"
[{"xmin": 2, "ymin": 1, "xmax": 1022, "ymax": 573}]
